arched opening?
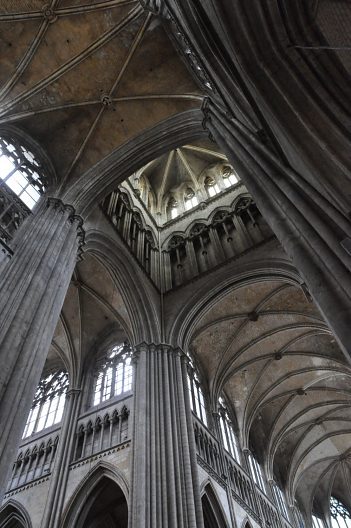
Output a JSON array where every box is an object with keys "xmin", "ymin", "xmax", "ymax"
[
  {"xmin": 0, "ymin": 500, "xmax": 31, "ymax": 528},
  {"xmin": 73, "ymin": 476, "xmax": 128, "ymax": 528},
  {"xmin": 201, "ymin": 484, "xmax": 228, "ymax": 528}
]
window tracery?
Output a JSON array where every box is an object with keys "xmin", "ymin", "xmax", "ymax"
[
  {"xmin": 205, "ymin": 176, "xmax": 220, "ymax": 198},
  {"xmin": 330, "ymin": 497, "xmax": 351, "ymax": 528},
  {"xmin": 222, "ymin": 165, "xmax": 238, "ymax": 188},
  {"xmin": 23, "ymin": 370, "xmax": 69, "ymax": 438},
  {"xmin": 0, "ymin": 136, "xmax": 47, "ymax": 243},
  {"xmin": 0, "ymin": 137, "xmax": 46, "ymax": 210},
  {"xmin": 187, "ymin": 358, "xmax": 208, "ymax": 426},
  {"xmin": 93, "ymin": 343, "xmax": 133, "ymax": 407},
  {"xmin": 218, "ymin": 396, "xmax": 240, "ymax": 462},
  {"xmin": 184, "ymin": 188, "xmax": 198, "ymax": 211}
]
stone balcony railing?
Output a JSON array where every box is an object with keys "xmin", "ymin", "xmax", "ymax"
[
  {"xmin": 193, "ymin": 414, "xmax": 294, "ymax": 527},
  {"xmin": 72, "ymin": 394, "xmax": 132, "ymax": 463},
  {"xmin": 6, "ymin": 425, "xmax": 61, "ymax": 494}
]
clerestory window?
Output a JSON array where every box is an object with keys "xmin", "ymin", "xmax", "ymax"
[
  {"xmin": 330, "ymin": 497, "xmax": 351, "ymax": 528},
  {"xmin": 167, "ymin": 196, "xmax": 179, "ymax": 220},
  {"xmin": 248, "ymin": 451, "xmax": 266, "ymax": 491},
  {"xmin": 187, "ymin": 359, "xmax": 208, "ymax": 426},
  {"xmin": 184, "ymin": 188, "xmax": 198, "ymax": 211},
  {"xmin": 205, "ymin": 176, "xmax": 220, "ymax": 198},
  {"xmin": 218, "ymin": 396, "xmax": 240, "ymax": 462},
  {"xmin": 312, "ymin": 515, "xmax": 325, "ymax": 528},
  {"xmin": 222, "ymin": 165, "xmax": 238, "ymax": 188},
  {"xmin": 272, "ymin": 483, "xmax": 289, "ymax": 520},
  {"xmin": 93, "ymin": 343, "xmax": 133, "ymax": 407},
  {"xmin": 23, "ymin": 370, "xmax": 69, "ymax": 438}
]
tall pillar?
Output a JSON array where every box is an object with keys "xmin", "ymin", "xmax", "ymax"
[
  {"xmin": 0, "ymin": 197, "xmax": 84, "ymax": 500},
  {"xmin": 130, "ymin": 343, "xmax": 204, "ymax": 528},
  {"xmin": 206, "ymin": 101, "xmax": 351, "ymax": 358}
]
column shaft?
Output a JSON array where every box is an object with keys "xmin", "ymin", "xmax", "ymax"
[
  {"xmin": 0, "ymin": 198, "xmax": 84, "ymax": 499},
  {"xmin": 130, "ymin": 343, "xmax": 204, "ymax": 528},
  {"xmin": 207, "ymin": 102, "xmax": 351, "ymax": 357}
]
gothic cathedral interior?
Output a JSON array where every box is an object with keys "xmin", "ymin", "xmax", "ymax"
[{"xmin": 0, "ymin": 1, "xmax": 350, "ymax": 528}]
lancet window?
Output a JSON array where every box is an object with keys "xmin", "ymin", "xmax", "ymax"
[
  {"xmin": 23, "ymin": 370, "xmax": 69, "ymax": 438},
  {"xmin": 93, "ymin": 343, "xmax": 133, "ymax": 407},
  {"xmin": 187, "ymin": 359, "xmax": 208, "ymax": 426},
  {"xmin": 330, "ymin": 497, "xmax": 351, "ymax": 528},
  {"xmin": 218, "ymin": 396, "xmax": 240, "ymax": 462},
  {"xmin": 248, "ymin": 451, "xmax": 266, "ymax": 491},
  {"xmin": 312, "ymin": 515, "xmax": 325, "ymax": 528},
  {"xmin": 272, "ymin": 482, "xmax": 289, "ymax": 519}
]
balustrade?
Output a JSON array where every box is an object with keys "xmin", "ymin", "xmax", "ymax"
[
  {"xmin": 73, "ymin": 400, "xmax": 131, "ymax": 461},
  {"xmin": 165, "ymin": 197, "xmax": 273, "ymax": 290},
  {"xmin": 193, "ymin": 417, "xmax": 222, "ymax": 476},
  {"xmin": 7, "ymin": 431, "xmax": 59, "ymax": 492},
  {"xmin": 193, "ymin": 415, "xmax": 294, "ymax": 527}
]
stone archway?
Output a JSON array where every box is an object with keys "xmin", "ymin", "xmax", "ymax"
[
  {"xmin": 0, "ymin": 500, "xmax": 32, "ymax": 528},
  {"xmin": 201, "ymin": 483, "xmax": 228, "ymax": 528}
]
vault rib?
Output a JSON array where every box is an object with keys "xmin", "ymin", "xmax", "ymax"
[
  {"xmin": 0, "ymin": 0, "xmax": 61, "ymax": 102},
  {"xmin": 62, "ymin": 12, "xmax": 151, "ymax": 181},
  {"xmin": 0, "ymin": 4, "xmax": 143, "ymax": 118},
  {"xmin": 0, "ymin": 0, "xmax": 135, "ymax": 21}
]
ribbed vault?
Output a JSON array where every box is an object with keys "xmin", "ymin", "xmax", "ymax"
[
  {"xmin": 189, "ymin": 278, "xmax": 351, "ymax": 514},
  {"xmin": 0, "ymin": 0, "xmax": 203, "ymax": 196}
]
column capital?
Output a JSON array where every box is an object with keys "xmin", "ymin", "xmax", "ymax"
[
  {"xmin": 46, "ymin": 197, "xmax": 85, "ymax": 257},
  {"xmin": 134, "ymin": 342, "xmax": 186, "ymax": 356},
  {"xmin": 66, "ymin": 387, "xmax": 81, "ymax": 399}
]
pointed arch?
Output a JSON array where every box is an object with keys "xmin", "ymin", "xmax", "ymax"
[
  {"xmin": 201, "ymin": 482, "xmax": 230, "ymax": 528},
  {"xmin": 61, "ymin": 461, "xmax": 128, "ymax": 528},
  {"xmin": 241, "ymin": 517, "xmax": 254, "ymax": 528},
  {"xmin": 0, "ymin": 499, "xmax": 32, "ymax": 528},
  {"xmin": 62, "ymin": 108, "xmax": 206, "ymax": 216}
]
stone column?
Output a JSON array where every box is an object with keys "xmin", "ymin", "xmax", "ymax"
[
  {"xmin": 0, "ymin": 198, "xmax": 84, "ymax": 500},
  {"xmin": 129, "ymin": 343, "xmax": 204, "ymax": 528},
  {"xmin": 40, "ymin": 388, "xmax": 81, "ymax": 528},
  {"xmin": 206, "ymin": 101, "xmax": 351, "ymax": 358}
]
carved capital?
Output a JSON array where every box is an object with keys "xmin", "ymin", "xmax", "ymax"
[{"xmin": 46, "ymin": 198, "xmax": 85, "ymax": 257}]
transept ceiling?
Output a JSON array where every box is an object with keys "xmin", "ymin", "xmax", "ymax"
[{"xmin": 0, "ymin": 0, "xmax": 203, "ymax": 193}]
